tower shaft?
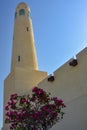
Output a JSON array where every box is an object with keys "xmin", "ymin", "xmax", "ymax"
[{"xmin": 11, "ymin": 3, "xmax": 38, "ymax": 71}]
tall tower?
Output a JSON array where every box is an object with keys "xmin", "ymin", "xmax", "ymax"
[
  {"xmin": 11, "ymin": 2, "xmax": 38, "ymax": 71},
  {"xmin": 3, "ymin": 2, "xmax": 47, "ymax": 130}
]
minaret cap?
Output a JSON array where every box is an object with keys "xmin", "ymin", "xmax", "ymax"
[{"xmin": 16, "ymin": 2, "xmax": 30, "ymax": 12}]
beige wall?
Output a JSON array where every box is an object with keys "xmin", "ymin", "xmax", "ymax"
[
  {"xmin": 38, "ymin": 47, "xmax": 87, "ymax": 130},
  {"xmin": 3, "ymin": 47, "xmax": 87, "ymax": 130},
  {"xmin": 3, "ymin": 68, "xmax": 47, "ymax": 129},
  {"xmin": 51, "ymin": 95, "xmax": 87, "ymax": 130}
]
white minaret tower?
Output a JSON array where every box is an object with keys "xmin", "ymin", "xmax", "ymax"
[{"xmin": 3, "ymin": 2, "xmax": 47, "ymax": 130}]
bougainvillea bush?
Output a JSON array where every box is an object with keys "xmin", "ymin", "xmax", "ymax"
[{"xmin": 5, "ymin": 86, "xmax": 66, "ymax": 130}]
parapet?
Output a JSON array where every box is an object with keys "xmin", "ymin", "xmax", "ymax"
[{"xmin": 38, "ymin": 47, "xmax": 87, "ymax": 103}]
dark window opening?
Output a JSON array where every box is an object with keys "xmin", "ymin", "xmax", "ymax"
[
  {"xmin": 18, "ymin": 56, "xmax": 20, "ymax": 62},
  {"xmin": 15, "ymin": 12, "xmax": 17, "ymax": 19},
  {"xmin": 26, "ymin": 27, "xmax": 29, "ymax": 31},
  {"xmin": 19, "ymin": 9, "xmax": 25, "ymax": 15}
]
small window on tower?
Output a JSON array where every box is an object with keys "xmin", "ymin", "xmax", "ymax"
[
  {"xmin": 26, "ymin": 27, "xmax": 29, "ymax": 31},
  {"xmin": 15, "ymin": 12, "xmax": 17, "ymax": 19},
  {"xmin": 18, "ymin": 56, "xmax": 20, "ymax": 62},
  {"xmin": 19, "ymin": 9, "xmax": 25, "ymax": 15}
]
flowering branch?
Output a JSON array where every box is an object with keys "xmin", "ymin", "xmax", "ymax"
[{"xmin": 5, "ymin": 86, "xmax": 66, "ymax": 130}]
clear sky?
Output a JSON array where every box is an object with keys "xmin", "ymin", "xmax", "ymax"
[{"xmin": 0, "ymin": 0, "xmax": 87, "ymax": 128}]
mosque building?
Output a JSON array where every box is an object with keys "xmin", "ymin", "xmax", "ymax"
[{"xmin": 2, "ymin": 2, "xmax": 87, "ymax": 130}]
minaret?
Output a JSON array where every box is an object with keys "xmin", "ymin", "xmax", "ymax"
[
  {"xmin": 11, "ymin": 2, "xmax": 38, "ymax": 71},
  {"xmin": 3, "ymin": 2, "xmax": 47, "ymax": 130}
]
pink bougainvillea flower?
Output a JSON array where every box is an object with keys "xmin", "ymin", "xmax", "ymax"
[
  {"xmin": 5, "ymin": 86, "xmax": 66, "ymax": 130},
  {"xmin": 32, "ymin": 86, "xmax": 38, "ymax": 92},
  {"xmin": 5, "ymin": 105, "xmax": 9, "ymax": 111}
]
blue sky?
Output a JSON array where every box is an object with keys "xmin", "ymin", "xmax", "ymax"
[{"xmin": 0, "ymin": 0, "xmax": 87, "ymax": 128}]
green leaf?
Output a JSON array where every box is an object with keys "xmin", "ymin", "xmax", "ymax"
[{"xmin": 5, "ymin": 119, "xmax": 9, "ymax": 124}]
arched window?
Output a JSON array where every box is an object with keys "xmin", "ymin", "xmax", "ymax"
[{"xmin": 19, "ymin": 9, "xmax": 25, "ymax": 16}]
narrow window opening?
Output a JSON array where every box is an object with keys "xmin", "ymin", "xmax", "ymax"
[
  {"xmin": 18, "ymin": 56, "xmax": 20, "ymax": 62},
  {"xmin": 26, "ymin": 27, "xmax": 29, "ymax": 31},
  {"xmin": 15, "ymin": 12, "xmax": 17, "ymax": 19}
]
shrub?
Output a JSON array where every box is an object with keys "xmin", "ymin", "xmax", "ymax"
[{"xmin": 5, "ymin": 86, "xmax": 66, "ymax": 130}]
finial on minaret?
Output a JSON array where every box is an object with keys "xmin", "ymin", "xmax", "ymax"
[{"xmin": 11, "ymin": 2, "xmax": 38, "ymax": 71}]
